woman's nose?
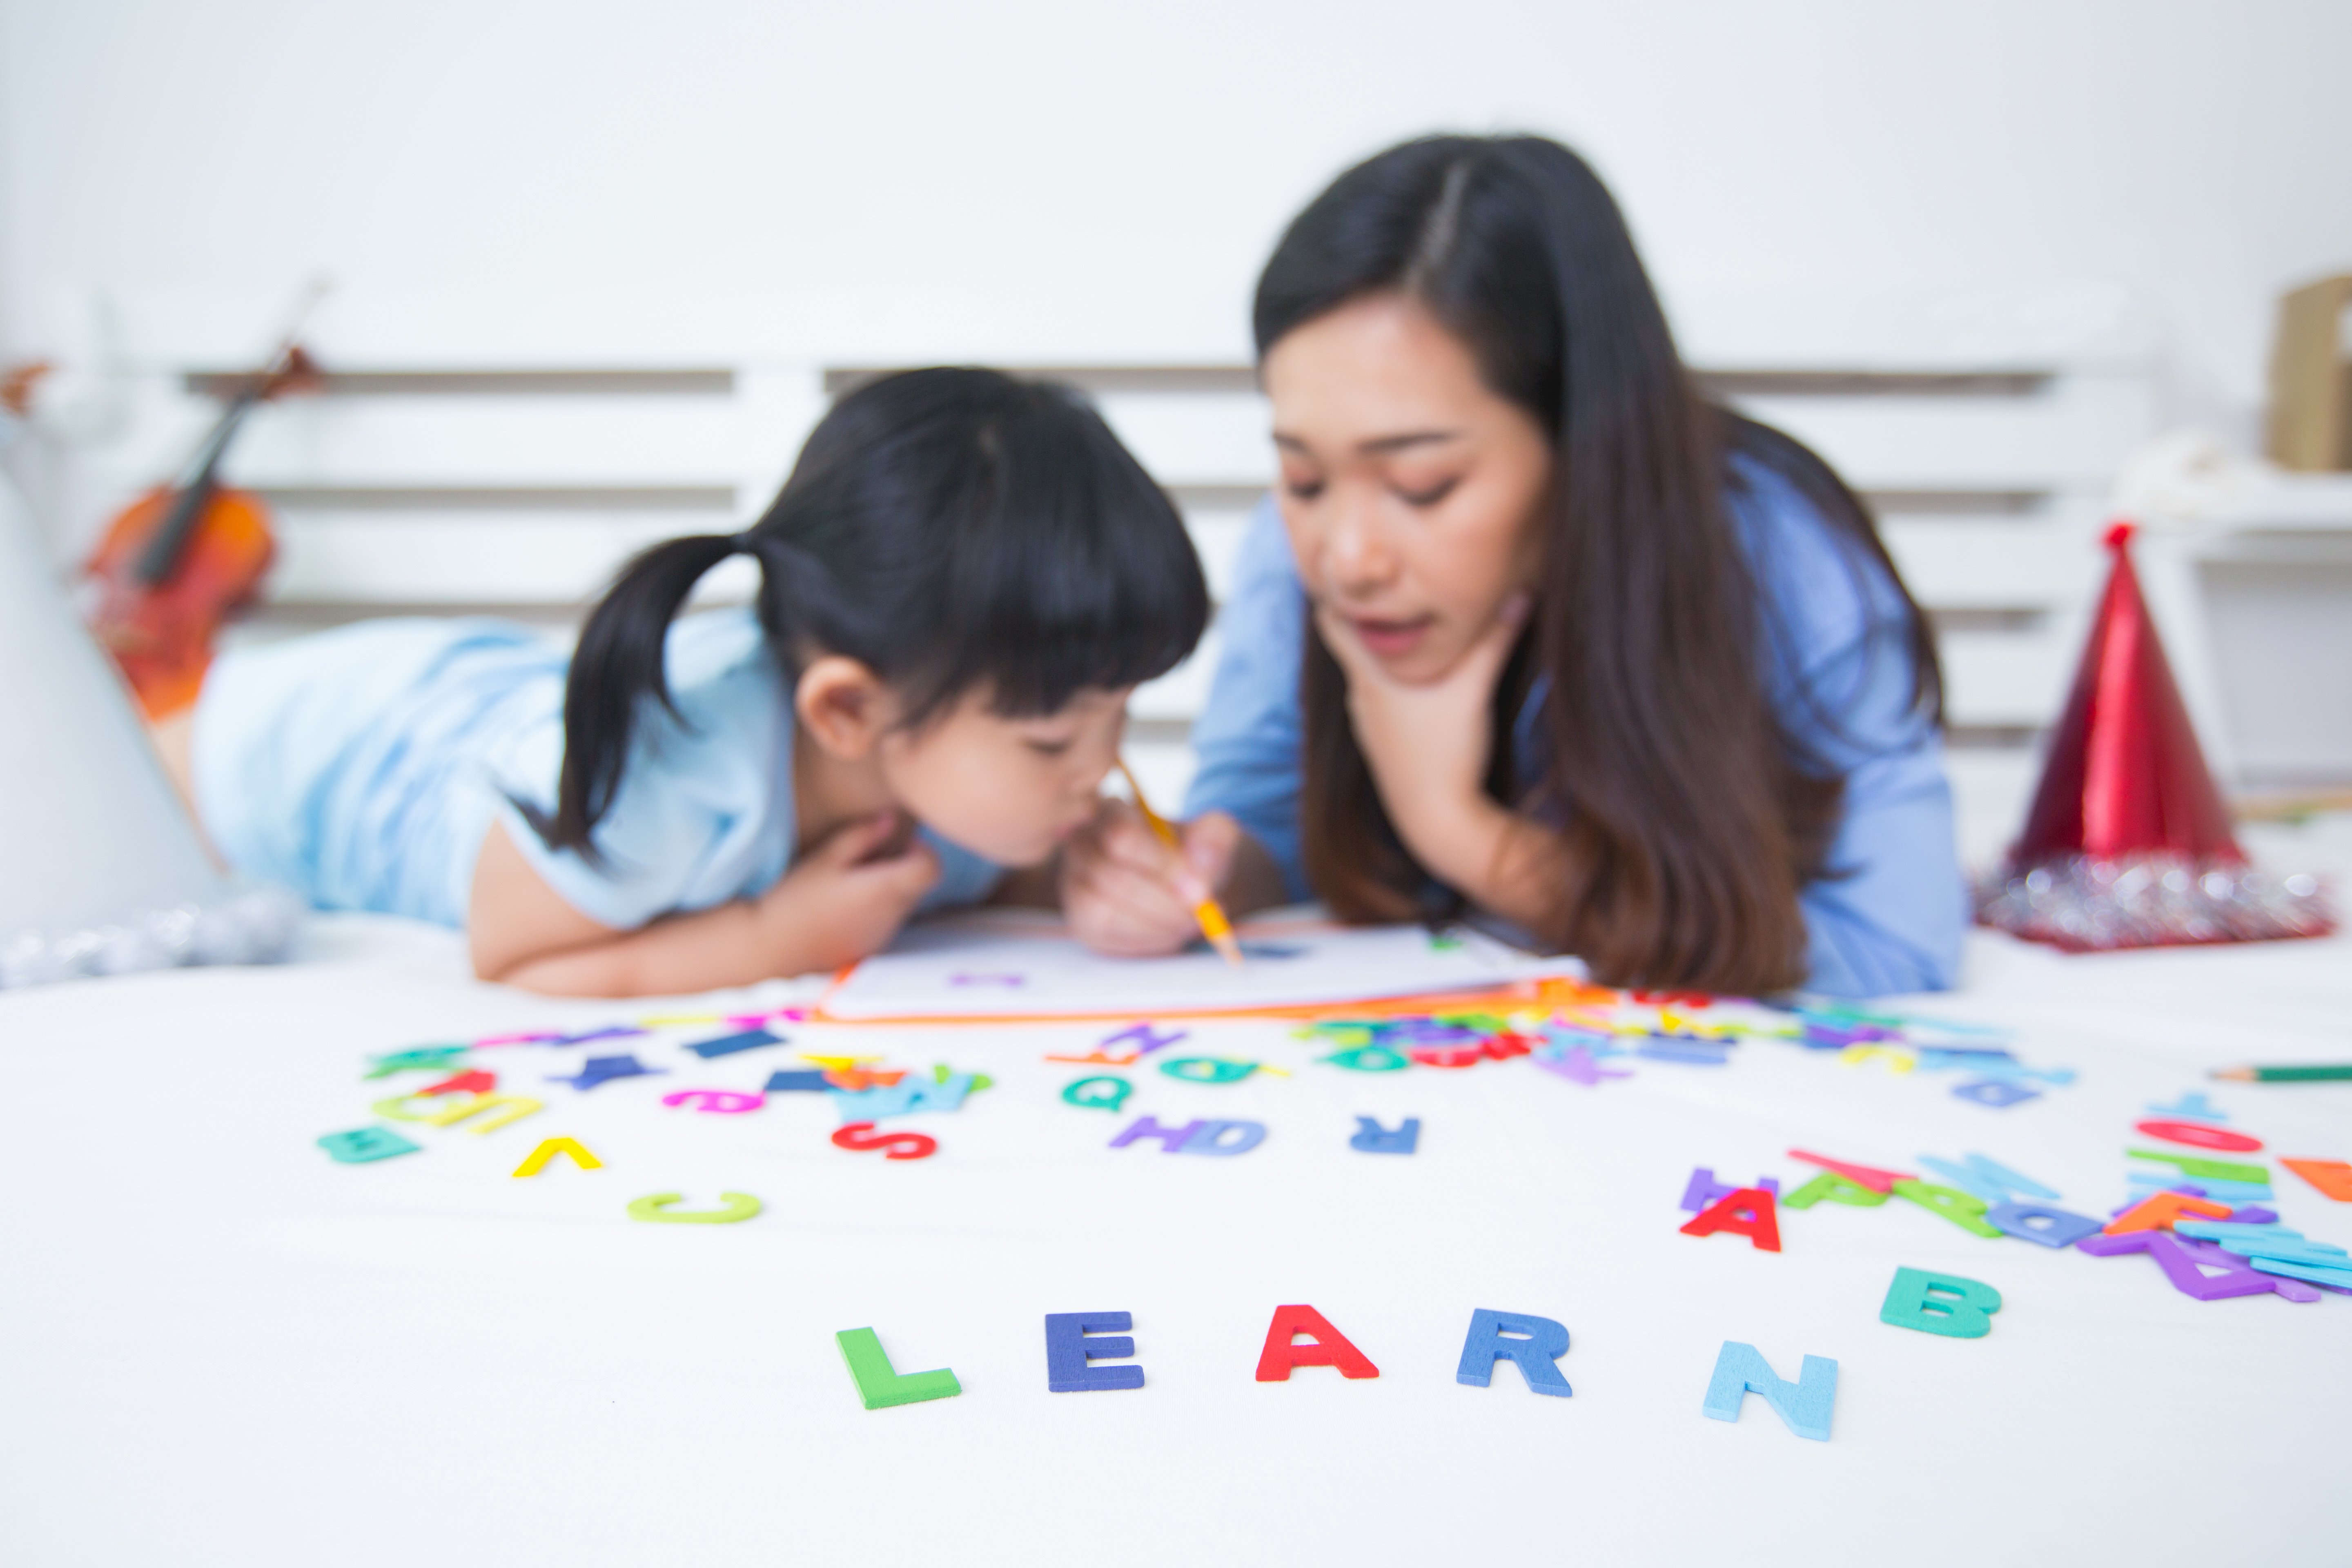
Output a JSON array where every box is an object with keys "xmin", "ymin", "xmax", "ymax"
[{"xmin": 1320, "ymin": 494, "xmax": 1396, "ymax": 597}]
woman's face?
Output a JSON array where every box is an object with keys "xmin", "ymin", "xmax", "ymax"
[{"xmin": 1262, "ymin": 292, "xmax": 1552, "ymax": 685}]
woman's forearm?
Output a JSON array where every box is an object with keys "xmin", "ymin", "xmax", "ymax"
[{"xmin": 1398, "ymin": 797, "xmax": 1571, "ymax": 942}]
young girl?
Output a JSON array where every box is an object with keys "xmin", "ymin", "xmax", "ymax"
[
  {"xmin": 1061, "ymin": 135, "xmax": 1964, "ymax": 998},
  {"xmin": 166, "ymin": 368, "xmax": 1209, "ymax": 996}
]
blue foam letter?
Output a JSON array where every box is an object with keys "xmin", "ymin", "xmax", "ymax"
[
  {"xmin": 1454, "ymin": 1308, "xmax": 1571, "ymax": 1397},
  {"xmin": 1109, "ymin": 1115, "xmax": 1205, "ymax": 1152},
  {"xmin": 1984, "ymin": 1201, "xmax": 2103, "ymax": 1249},
  {"xmin": 1044, "ymin": 1311, "xmax": 1145, "ymax": 1392},
  {"xmin": 1350, "ymin": 1116, "xmax": 1420, "ymax": 1154},
  {"xmin": 1701, "ymin": 1341, "xmax": 1837, "ymax": 1441}
]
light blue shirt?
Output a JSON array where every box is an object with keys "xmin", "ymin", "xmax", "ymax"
[
  {"xmin": 193, "ymin": 608, "xmax": 1002, "ymax": 929},
  {"xmin": 1183, "ymin": 470, "xmax": 1966, "ymax": 997}
]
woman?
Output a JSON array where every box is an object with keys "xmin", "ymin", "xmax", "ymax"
[{"xmin": 1061, "ymin": 134, "xmax": 1962, "ymax": 997}]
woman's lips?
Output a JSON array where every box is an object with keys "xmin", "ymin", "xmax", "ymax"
[{"xmin": 1345, "ymin": 614, "xmax": 1434, "ymax": 659}]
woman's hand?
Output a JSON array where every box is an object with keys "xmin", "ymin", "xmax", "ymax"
[
  {"xmin": 1312, "ymin": 593, "xmax": 1529, "ymax": 895},
  {"xmin": 1060, "ymin": 800, "xmax": 1242, "ymax": 956},
  {"xmin": 755, "ymin": 810, "xmax": 942, "ymax": 972}
]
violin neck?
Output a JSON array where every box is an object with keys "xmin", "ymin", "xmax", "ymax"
[{"xmin": 134, "ymin": 391, "xmax": 260, "ymax": 587}]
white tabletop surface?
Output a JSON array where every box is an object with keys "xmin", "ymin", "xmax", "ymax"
[{"xmin": 2, "ymin": 889, "xmax": 2348, "ymax": 1567}]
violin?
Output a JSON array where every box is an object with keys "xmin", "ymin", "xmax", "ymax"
[{"xmin": 83, "ymin": 303, "xmax": 324, "ymax": 719}]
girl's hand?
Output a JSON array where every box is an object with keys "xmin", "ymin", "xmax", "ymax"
[
  {"xmin": 756, "ymin": 810, "xmax": 941, "ymax": 972},
  {"xmin": 1313, "ymin": 593, "xmax": 1529, "ymax": 891},
  {"xmin": 1061, "ymin": 800, "xmax": 1241, "ymax": 957}
]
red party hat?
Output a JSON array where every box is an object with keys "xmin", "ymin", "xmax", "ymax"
[{"xmin": 1976, "ymin": 522, "xmax": 2334, "ymax": 951}]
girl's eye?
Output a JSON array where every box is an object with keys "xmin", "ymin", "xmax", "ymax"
[
  {"xmin": 1396, "ymin": 477, "xmax": 1460, "ymax": 508},
  {"xmin": 1283, "ymin": 478, "xmax": 1325, "ymax": 502},
  {"xmin": 1024, "ymin": 738, "xmax": 1076, "ymax": 757}
]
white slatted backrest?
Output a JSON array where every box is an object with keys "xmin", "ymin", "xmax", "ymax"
[{"xmin": 76, "ymin": 284, "xmax": 2163, "ymax": 861}]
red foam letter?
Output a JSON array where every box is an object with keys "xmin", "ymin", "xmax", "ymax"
[
  {"xmin": 1679, "ymin": 1187, "xmax": 1783, "ymax": 1252},
  {"xmin": 1254, "ymin": 1304, "xmax": 1379, "ymax": 1381},
  {"xmin": 2134, "ymin": 1119, "xmax": 2262, "ymax": 1153},
  {"xmin": 1787, "ymin": 1149, "xmax": 1913, "ymax": 1193}
]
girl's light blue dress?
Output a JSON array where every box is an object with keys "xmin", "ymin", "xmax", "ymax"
[
  {"xmin": 192, "ymin": 608, "xmax": 1001, "ymax": 930},
  {"xmin": 1182, "ymin": 467, "xmax": 1967, "ymax": 998}
]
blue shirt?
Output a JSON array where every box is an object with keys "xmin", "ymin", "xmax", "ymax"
[
  {"xmin": 1183, "ymin": 471, "xmax": 1965, "ymax": 997},
  {"xmin": 192, "ymin": 608, "xmax": 1003, "ymax": 929}
]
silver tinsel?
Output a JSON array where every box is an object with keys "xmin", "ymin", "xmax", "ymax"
[
  {"xmin": 1976, "ymin": 853, "xmax": 2336, "ymax": 953},
  {"xmin": 0, "ymin": 884, "xmax": 306, "ymax": 989}
]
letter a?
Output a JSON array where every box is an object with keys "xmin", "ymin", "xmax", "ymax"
[
  {"xmin": 1254, "ymin": 1304, "xmax": 1379, "ymax": 1381},
  {"xmin": 1679, "ymin": 1187, "xmax": 1782, "ymax": 1251},
  {"xmin": 1702, "ymin": 1341, "xmax": 1836, "ymax": 1440}
]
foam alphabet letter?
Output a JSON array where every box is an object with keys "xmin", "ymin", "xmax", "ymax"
[
  {"xmin": 1322, "ymin": 1045, "xmax": 1411, "ymax": 1072},
  {"xmin": 1044, "ymin": 1312, "xmax": 1145, "ymax": 1392},
  {"xmin": 2103, "ymin": 1191, "xmax": 2232, "ymax": 1234},
  {"xmin": 1681, "ymin": 1168, "xmax": 1782, "ymax": 1212},
  {"xmin": 1109, "ymin": 1116, "xmax": 1205, "ymax": 1152},
  {"xmin": 626, "ymin": 1191, "xmax": 762, "ymax": 1223},
  {"xmin": 2127, "ymin": 1149, "xmax": 2268, "ymax": 1185},
  {"xmin": 1984, "ymin": 1202, "xmax": 2103, "ymax": 1249},
  {"xmin": 835, "ymin": 1327, "xmax": 962, "ymax": 1409},
  {"xmin": 1952, "ymin": 1078, "xmax": 2041, "ymax": 1107},
  {"xmin": 546, "ymin": 1054, "xmax": 664, "ymax": 1092},
  {"xmin": 510, "ymin": 1136, "xmax": 601, "ymax": 1176},
  {"xmin": 1101, "ymin": 1022, "xmax": 1187, "ymax": 1057},
  {"xmin": 1879, "ymin": 1267, "xmax": 2002, "ymax": 1337},
  {"xmin": 420, "ymin": 1092, "xmax": 544, "ymax": 1135},
  {"xmin": 1679, "ymin": 1188, "xmax": 1782, "ymax": 1252},
  {"xmin": 2134, "ymin": 1119, "xmax": 2261, "ymax": 1153},
  {"xmin": 1454, "ymin": 1308, "xmax": 1572, "ymax": 1397},
  {"xmin": 1254, "ymin": 1305, "xmax": 1379, "ymax": 1381},
  {"xmin": 684, "ymin": 1027, "xmax": 781, "ymax": 1060},
  {"xmin": 1786, "ymin": 1150, "xmax": 1913, "ymax": 1192},
  {"xmin": 661, "ymin": 1089, "xmax": 766, "ymax": 1114},
  {"xmin": 1350, "ymin": 1117, "xmax": 1420, "ymax": 1154},
  {"xmin": 362, "ymin": 1046, "xmax": 469, "ymax": 1080},
  {"xmin": 1159, "ymin": 1057, "xmax": 1257, "ymax": 1084},
  {"xmin": 1701, "ymin": 1341, "xmax": 1836, "ymax": 1441},
  {"xmin": 1780, "ymin": 1170, "xmax": 1888, "ymax": 1210},
  {"xmin": 418, "ymin": 1069, "xmax": 497, "ymax": 1098},
  {"xmin": 831, "ymin": 1121, "xmax": 938, "ymax": 1160},
  {"xmin": 1180, "ymin": 1120, "xmax": 1267, "ymax": 1156},
  {"xmin": 1915, "ymin": 1153, "xmax": 2060, "ymax": 1204},
  {"xmin": 1889, "ymin": 1179, "xmax": 2004, "ymax": 1238},
  {"xmin": 1061, "ymin": 1076, "xmax": 1132, "ymax": 1112},
  {"xmin": 2280, "ymin": 1158, "xmax": 2352, "ymax": 1201},
  {"xmin": 316, "ymin": 1127, "xmax": 420, "ymax": 1163}
]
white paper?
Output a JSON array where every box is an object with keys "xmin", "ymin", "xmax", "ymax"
[{"xmin": 818, "ymin": 914, "xmax": 1577, "ymax": 1018}]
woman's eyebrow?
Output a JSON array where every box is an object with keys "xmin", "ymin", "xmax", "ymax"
[{"xmin": 1359, "ymin": 430, "xmax": 1463, "ymax": 454}]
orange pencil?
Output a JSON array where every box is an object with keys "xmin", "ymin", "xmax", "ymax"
[{"xmin": 1116, "ymin": 758, "xmax": 1243, "ymax": 966}]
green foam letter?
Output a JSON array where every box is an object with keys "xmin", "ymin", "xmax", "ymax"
[
  {"xmin": 835, "ymin": 1327, "xmax": 962, "ymax": 1410},
  {"xmin": 1880, "ymin": 1266, "xmax": 2002, "ymax": 1338}
]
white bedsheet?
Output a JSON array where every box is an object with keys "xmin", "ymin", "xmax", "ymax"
[{"xmin": 2, "ymin": 911, "xmax": 2347, "ymax": 1567}]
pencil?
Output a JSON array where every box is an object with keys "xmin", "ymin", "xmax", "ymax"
[
  {"xmin": 2209, "ymin": 1064, "xmax": 2352, "ymax": 1082},
  {"xmin": 1114, "ymin": 758, "xmax": 1243, "ymax": 967}
]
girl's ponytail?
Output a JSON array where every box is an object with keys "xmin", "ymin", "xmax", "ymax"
[{"xmin": 527, "ymin": 532, "xmax": 750, "ymax": 855}]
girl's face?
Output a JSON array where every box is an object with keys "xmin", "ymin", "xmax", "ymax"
[
  {"xmin": 878, "ymin": 685, "xmax": 1132, "ymax": 866},
  {"xmin": 1262, "ymin": 292, "xmax": 1552, "ymax": 684}
]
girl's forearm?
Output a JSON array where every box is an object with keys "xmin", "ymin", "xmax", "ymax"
[{"xmin": 494, "ymin": 898, "xmax": 811, "ymax": 998}]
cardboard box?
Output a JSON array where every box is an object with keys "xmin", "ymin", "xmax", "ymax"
[{"xmin": 2267, "ymin": 273, "xmax": 2352, "ymax": 472}]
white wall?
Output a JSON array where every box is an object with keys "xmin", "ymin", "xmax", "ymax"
[{"xmin": 2, "ymin": 0, "xmax": 2349, "ymax": 413}]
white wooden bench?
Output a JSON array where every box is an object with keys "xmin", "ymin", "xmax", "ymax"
[{"xmin": 65, "ymin": 283, "xmax": 2166, "ymax": 866}]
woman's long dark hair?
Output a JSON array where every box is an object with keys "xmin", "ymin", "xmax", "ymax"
[
  {"xmin": 528, "ymin": 367, "xmax": 1209, "ymax": 855},
  {"xmin": 1258, "ymin": 135, "xmax": 1942, "ymax": 993}
]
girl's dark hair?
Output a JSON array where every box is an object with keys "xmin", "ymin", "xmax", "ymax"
[
  {"xmin": 530, "ymin": 367, "xmax": 1209, "ymax": 854},
  {"xmin": 1257, "ymin": 134, "xmax": 1942, "ymax": 994}
]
